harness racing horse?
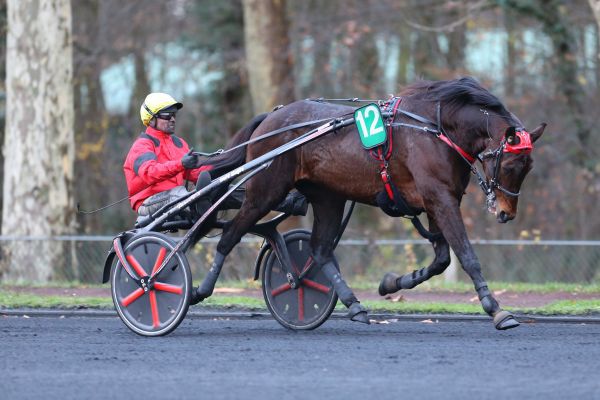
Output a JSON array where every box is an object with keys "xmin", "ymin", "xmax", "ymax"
[{"xmin": 194, "ymin": 77, "xmax": 545, "ymax": 330}]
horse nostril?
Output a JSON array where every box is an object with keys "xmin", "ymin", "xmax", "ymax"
[{"xmin": 498, "ymin": 211, "xmax": 508, "ymax": 223}]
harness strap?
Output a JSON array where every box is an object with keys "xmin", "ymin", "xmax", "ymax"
[{"xmin": 369, "ymin": 98, "xmax": 402, "ymax": 201}]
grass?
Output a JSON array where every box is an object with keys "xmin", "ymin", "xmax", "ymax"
[
  {"xmin": 346, "ymin": 280, "xmax": 600, "ymax": 294},
  {"xmin": 0, "ymin": 291, "xmax": 112, "ymax": 309},
  {"xmin": 4, "ymin": 279, "xmax": 599, "ymax": 294},
  {"xmin": 518, "ymin": 299, "xmax": 600, "ymax": 315},
  {"xmin": 1, "ymin": 289, "xmax": 599, "ymax": 315}
]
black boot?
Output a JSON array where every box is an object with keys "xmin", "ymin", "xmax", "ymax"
[{"xmin": 193, "ymin": 171, "xmax": 213, "ymax": 218}]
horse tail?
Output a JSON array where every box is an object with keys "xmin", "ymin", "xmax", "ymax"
[{"xmin": 206, "ymin": 112, "xmax": 269, "ymax": 177}]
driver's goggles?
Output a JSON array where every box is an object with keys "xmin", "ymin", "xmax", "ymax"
[{"xmin": 156, "ymin": 112, "xmax": 176, "ymax": 120}]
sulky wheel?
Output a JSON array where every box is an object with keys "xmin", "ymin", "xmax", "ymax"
[
  {"xmin": 110, "ymin": 232, "xmax": 191, "ymax": 336},
  {"xmin": 262, "ymin": 229, "xmax": 338, "ymax": 330}
]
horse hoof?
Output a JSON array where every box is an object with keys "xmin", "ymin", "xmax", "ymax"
[
  {"xmin": 494, "ymin": 310, "xmax": 520, "ymax": 330},
  {"xmin": 378, "ymin": 272, "xmax": 400, "ymax": 296},
  {"xmin": 348, "ymin": 302, "xmax": 370, "ymax": 325}
]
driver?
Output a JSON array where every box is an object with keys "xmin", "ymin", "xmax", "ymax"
[{"xmin": 123, "ymin": 92, "xmax": 210, "ymax": 216}]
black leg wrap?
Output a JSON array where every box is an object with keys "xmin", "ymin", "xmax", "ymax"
[
  {"xmin": 480, "ymin": 295, "xmax": 497, "ymax": 316},
  {"xmin": 398, "ymin": 268, "xmax": 428, "ymax": 290},
  {"xmin": 191, "ymin": 252, "xmax": 225, "ymax": 305},
  {"xmin": 322, "ymin": 261, "xmax": 357, "ymax": 307},
  {"xmin": 475, "ymin": 284, "xmax": 499, "ymax": 316}
]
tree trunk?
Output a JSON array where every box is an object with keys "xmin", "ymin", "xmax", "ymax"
[
  {"xmin": 2, "ymin": 0, "xmax": 76, "ymax": 282},
  {"xmin": 589, "ymin": 0, "xmax": 600, "ymax": 32},
  {"xmin": 504, "ymin": 8, "xmax": 517, "ymax": 97},
  {"xmin": 589, "ymin": 0, "xmax": 600, "ymax": 87},
  {"xmin": 500, "ymin": 0, "xmax": 590, "ymax": 167},
  {"xmin": 242, "ymin": 0, "xmax": 294, "ymax": 113}
]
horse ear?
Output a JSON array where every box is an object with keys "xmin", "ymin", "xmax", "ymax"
[
  {"xmin": 504, "ymin": 126, "xmax": 516, "ymax": 144},
  {"xmin": 529, "ymin": 123, "xmax": 546, "ymax": 143}
]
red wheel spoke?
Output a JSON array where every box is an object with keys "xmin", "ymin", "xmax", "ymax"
[
  {"xmin": 121, "ymin": 288, "xmax": 145, "ymax": 307},
  {"xmin": 300, "ymin": 256, "xmax": 313, "ymax": 274},
  {"xmin": 271, "ymin": 282, "xmax": 292, "ymax": 297},
  {"xmin": 149, "ymin": 290, "xmax": 160, "ymax": 328},
  {"xmin": 298, "ymin": 287, "xmax": 304, "ymax": 321},
  {"xmin": 154, "ymin": 282, "xmax": 183, "ymax": 295},
  {"xmin": 151, "ymin": 247, "xmax": 167, "ymax": 276},
  {"xmin": 302, "ymin": 279, "xmax": 331, "ymax": 294},
  {"xmin": 126, "ymin": 254, "xmax": 147, "ymax": 278}
]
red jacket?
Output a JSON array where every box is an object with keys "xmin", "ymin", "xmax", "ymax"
[{"xmin": 123, "ymin": 126, "xmax": 212, "ymax": 211}]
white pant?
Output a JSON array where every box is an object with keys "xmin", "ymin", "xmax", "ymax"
[{"xmin": 137, "ymin": 186, "xmax": 189, "ymax": 216}]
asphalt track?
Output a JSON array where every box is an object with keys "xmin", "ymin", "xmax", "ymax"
[{"xmin": 1, "ymin": 312, "xmax": 599, "ymax": 400}]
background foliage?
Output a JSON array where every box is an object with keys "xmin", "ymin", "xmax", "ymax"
[{"xmin": 0, "ymin": 0, "xmax": 598, "ymax": 244}]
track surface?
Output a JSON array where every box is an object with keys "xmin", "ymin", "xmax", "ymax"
[{"xmin": 1, "ymin": 315, "xmax": 599, "ymax": 399}]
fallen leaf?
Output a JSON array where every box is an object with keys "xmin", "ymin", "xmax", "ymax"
[
  {"xmin": 214, "ymin": 288, "xmax": 244, "ymax": 294},
  {"xmin": 391, "ymin": 295, "xmax": 405, "ymax": 303},
  {"xmin": 494, "ymin": 289, "xmax": 507, "ymax": 296},
  {"xmin": 371, "ymin": 319, "xmax": 390, "ymax": 324},
  {"xmin": 420, "ymin": 319, "xmax": 434, "ymax": 323},
  {"xmin": 469, "ymin": 295, "xmax": 478, "ymax": 302},
  {"xmin": 22, "ymin": 315, "xmax": 30, "ymax": 319}
]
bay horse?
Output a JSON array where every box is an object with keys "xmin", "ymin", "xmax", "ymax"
[{"xmin": 195, "ymin": 77, "xmax": 545, "ymax": 330}]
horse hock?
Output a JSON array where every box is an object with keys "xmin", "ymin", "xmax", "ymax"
[{"xmin": 321, "ymin": 262, "xmax": 369, "ymax": 324}]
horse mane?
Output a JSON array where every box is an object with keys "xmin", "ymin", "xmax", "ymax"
[{"xmin": 400, "ymin": 77, "xmax": 511, "ymax": 119}]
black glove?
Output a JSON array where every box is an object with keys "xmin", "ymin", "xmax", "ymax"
[{"xmin": 181, "ymin": 151, "xmax": 201, "ymax": 169}]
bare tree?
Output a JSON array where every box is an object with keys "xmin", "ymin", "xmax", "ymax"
[
  {"xmin": 1, "ymin": 0, "xmax": 76, "ymax": 282},
  {"xmin": 589, "ymin": 0, "xmax": 600, "ymax": 30},
  {"xmin": 242, "ymin": 0, "xmax": 294, "ymax": 113}
]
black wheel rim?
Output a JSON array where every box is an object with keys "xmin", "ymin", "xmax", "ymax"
[{"xmin": 112, "ymin": 233, "xmax": 190, "ymax": 336}]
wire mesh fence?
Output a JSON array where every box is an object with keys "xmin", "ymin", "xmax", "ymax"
[{"xmin": 1, "ymin": 235, "xmax": 599, "ymax": 285}]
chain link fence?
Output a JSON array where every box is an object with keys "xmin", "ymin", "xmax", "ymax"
[{"xmin": 1, "ymin": 235, "xmax": 599, "ymax": 285}]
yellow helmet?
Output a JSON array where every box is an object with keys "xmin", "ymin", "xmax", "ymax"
[{"xmin": 140, "ymin": 93, "xmax": 183, "ymax": 126}]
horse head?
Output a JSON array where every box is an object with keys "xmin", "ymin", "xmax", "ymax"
[
  {"xmin": 479, "ymin": 118, "xmax": 545, "ymax": 223},
  {"xmin": 414, "ymin": 77, "xmax": 546, "ymax": 224}
]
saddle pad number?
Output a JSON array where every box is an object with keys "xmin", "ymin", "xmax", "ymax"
[{"xmin": 354, "ymin": 104, "xmax": 386, "ymax": 149}]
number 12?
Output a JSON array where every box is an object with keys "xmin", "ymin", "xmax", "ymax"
[{"xmin": 355, "ymin": 105, "xmax": 384, "ymax": 138}]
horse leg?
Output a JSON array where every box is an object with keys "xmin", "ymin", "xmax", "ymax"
[
  {"xmin": 425, "ymin": 195, "xmax": 519, "ymax": 330},
  {"xmin": 191, "ymin": 180, "xmax": 292, "ymax": 304},
  {"xmin": 308, "ymin": 194, "xmax": 369, "ymax": 324},
  {"xmin": 379, "ymin": 217, "xmax": 450, "ymax": 295}
]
